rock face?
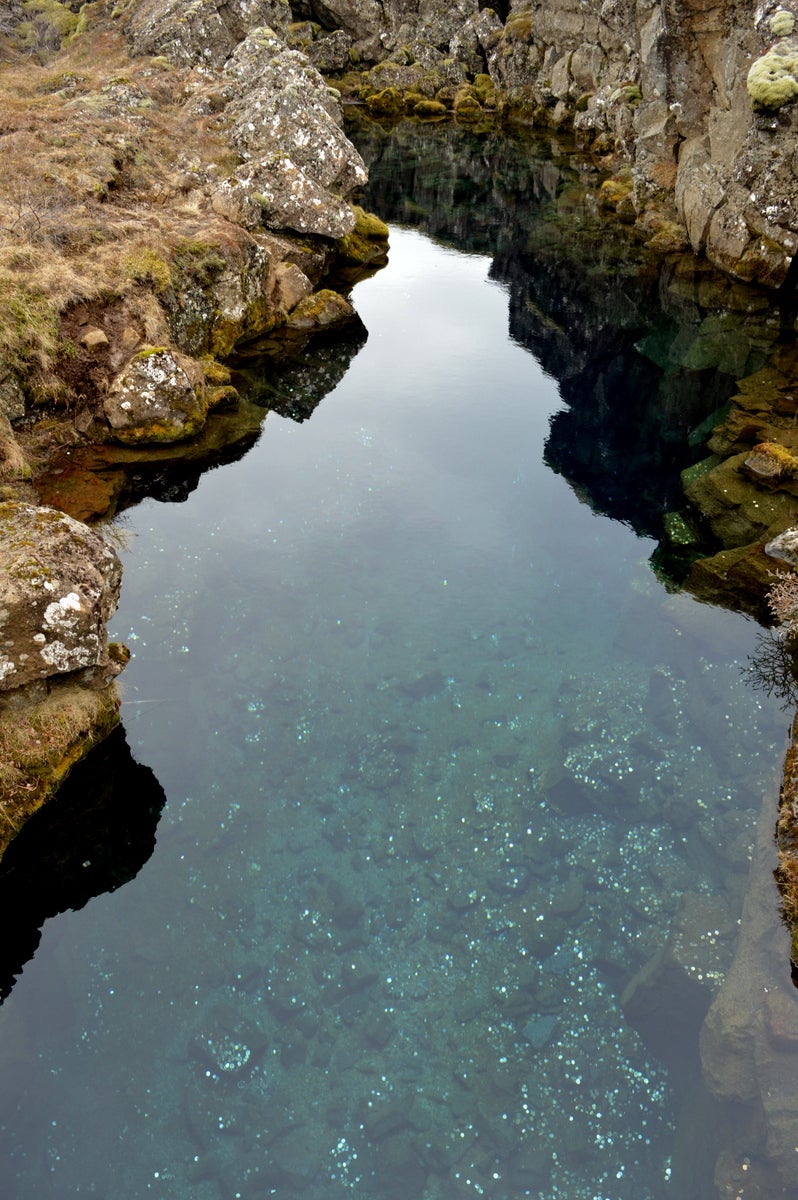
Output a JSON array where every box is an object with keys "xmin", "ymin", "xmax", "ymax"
[
  {"xmin": 126, "ymin": 0, "xmax": 291, "ymax": 66},
  {"xmin": 209, "ymin": 30, "xmax": 367, "ymax": 239},
  {"xmin": 311, "ymin": 0, "xmax": 798, "ymax": 288},
  {"xmin": 0, "ymin": 503, "xmax": 123, "ymax": 691},
  {"xmin": 104, "ymin": 348, "xmax": 207, "ymax": 444}
]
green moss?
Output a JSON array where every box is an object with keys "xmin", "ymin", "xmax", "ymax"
[
  {"xmin": 610, "ymin": 82, "xmax": 642, "ymax": 107},
  {"xmin": 19, "ymin": 0, "xmax": 79, "ymax": 47},
  {"xmin": 770, "ymin": 9, "xmax": 795, "ymax": 36},
  {"xmin": 504, "ymin": 12, "xmax": 533, "ymax": 43},
  {"xmin": 365, "ymin": 87, "xmax": 406, "ymax": 116},
  {"xmin": 747, "ymin": 43, "xmax": 798, "ymax": 109},
  {"xmin": 201, "ymin": 358, "xmax": 232, "ymax": 386},
  {"xmin": 414, "ymin": 98, "xmax": 448, "ymax": 118},
  {"xmin": 172, "ymin": 241, "xmax": 226, "ymax": 286},
  {"xmin": 123, "ymin": 248, "xmax": 172, "ymax": 294},
  {"xmin": 337, "ymin": 206, "xmax": 390, "ymax": 265}
]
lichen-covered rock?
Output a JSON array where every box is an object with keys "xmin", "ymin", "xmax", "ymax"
[
  {"xmin": 211, "ymin": 29, "xmax": 366, "ymax": 238},
  {"xmin": 766, "ymin": 527, "xmax": 798, "ymax": 565},
  {"xmin": 225, "ymin": 36, "xmax": 366, "ymax": 196},
  {"xmin": 0, "ymin": 503, "xmax": 122, "ymax": 691},
  {"xmin": 125, "ymin": 0, "xmax": 291, "ymax": 67},
  {"xmin": 104, "ymin": 348, "xmax": 207, "ymax": 444},
  {"xmin": 211, "ymin": 157, "xmax": 358, "ymax": 239}
]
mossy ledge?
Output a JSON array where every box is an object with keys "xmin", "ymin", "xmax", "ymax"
[{"xmin": 0, "ymin": 680, "xmax": 121, "ymax": 858}]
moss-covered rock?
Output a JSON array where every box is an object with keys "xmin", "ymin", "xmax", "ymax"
[
  {"xmin": 365, "ymin": 87, "xmax": 406, "ymax": 116},
  {"xmin": 744, "ymin": 441, "xmax": 798, "ymax": 481},
  {"xmin": 285, "ymin": 289, "xmax": 355, "ymax": 332},
  {"xmin": 337, "ymin": 206, "xmax": 390, "ymax": 267},
  {"xmin": 104, "ymin": 347, "xmax": 207, "ymax": 445},
  {"xmin": 747, "ymin": 41, "xmax": 798, "ymax": 110},
  {"xmin": 413, "ymin": 98, "xmax": 448, "ymax": 118},
  {"xmin": 683, "ymin": 451, "xmax": 798, "ymax": 547},
  {"xmin": 0, "ymin": 681, "xmax": 122, "ymax": 856}
]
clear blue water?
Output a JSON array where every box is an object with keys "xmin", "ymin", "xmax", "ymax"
[{"xmin": 0, "ymin": 169, "xmax": 791, "ymax": 1197}]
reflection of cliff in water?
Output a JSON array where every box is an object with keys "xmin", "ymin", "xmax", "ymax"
[
  {"xmin": 35, "ymin": 325, "xmax": 368, "ymax": 523},
  {"xmin": 0, "ymin": 725, "xmax": 166, "ymax": 1003},
  {"xmin": 351, "ymin": 118, "xmax": 782, "ymax": 540}
]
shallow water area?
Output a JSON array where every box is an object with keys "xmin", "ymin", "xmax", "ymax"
[{"xmin": 0, "ymin": 132, "xmax": 794, "ymax": 1200}]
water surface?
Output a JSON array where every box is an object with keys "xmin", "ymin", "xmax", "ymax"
[{"xmin": 0, "ymin": 134, "xmax": 791, "ymax": 1200}]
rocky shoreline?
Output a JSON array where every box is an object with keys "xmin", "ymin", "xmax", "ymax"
[{"xmin": 4, "ymin": 0, "xmax": 798, "ymax": 836}]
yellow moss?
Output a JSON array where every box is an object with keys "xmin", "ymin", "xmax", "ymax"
[
  {"xmin": 414, "ymin": 98, "xmax": 448, "ymax": 118},
  {"xmin": 337, "ymin": 206, "xmax": 389, "ymax": 265},
  {"xmin": 747, "ymin": 42, "xmax": 798, "ymax": 109},
  {"xmin": 202, "ymin": 358, "xmax": 232, "ymax": 385},
  {"xmin": 365, "ymin": 87, "xmax": 406, "ymax": 116},
  {"xmin": 504, "ymin": 11, "xmax": 534, "ymax": 43},
  {"xmin": 123, "ymin": 248, "xmax": 173, "ymax": 293},
  {"xmin": 0, "ymin": 682, "xmax": 121, "ymax": 858},
  {"xmin": 770, "ymin": 8, "xmax": 795, "ymax": 37}
]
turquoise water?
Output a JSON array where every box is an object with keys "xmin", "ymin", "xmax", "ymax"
[{"xmin": 0, "ymin": 160, "xmax": 791, "ymax": 1196}]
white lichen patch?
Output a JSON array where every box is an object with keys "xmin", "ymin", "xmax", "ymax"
[
  {"xmin": 43, "ymin": 592, "xmax": 84, "ymax": 630},
  {"xmin": 40, "ymin": 636, "xmax": 98, "ymax": 671}
]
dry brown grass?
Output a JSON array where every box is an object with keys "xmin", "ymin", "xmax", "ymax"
[
  {"xmin": 0, "ymin": 681, "xmax": 121, "ymax": 855},
  {"xmin": 0, "ymin": 6, "xmax": 245, "ymax": 403}
]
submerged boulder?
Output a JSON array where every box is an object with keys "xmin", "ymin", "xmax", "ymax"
[{"xmin": 0, "ymin": 503, "xmax": 123, "ymax": 692}]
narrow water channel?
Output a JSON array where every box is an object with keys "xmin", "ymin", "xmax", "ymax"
[{"xmin": 0, "ymin": 127, "xmax": 792, "ymax": 1200}]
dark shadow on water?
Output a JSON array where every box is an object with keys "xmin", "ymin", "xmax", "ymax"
[{"xmin": 0, "ymin": 724, "xmax": 166, "ymax": 1003}]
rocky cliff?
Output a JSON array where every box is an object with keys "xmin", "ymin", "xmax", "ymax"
[{"xmin": 300, "ymin": 0, "xmax": 798, "ymax": 288}]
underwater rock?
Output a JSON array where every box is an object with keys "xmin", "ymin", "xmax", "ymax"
[{"xmin": 190, "ymin": 1002, "xmax": 269, "ymax": 1079}]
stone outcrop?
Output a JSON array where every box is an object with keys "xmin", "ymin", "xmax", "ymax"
[
  {"xmin": 103, "ymin": 348, "xmax": 207, "ymax": 445},
  {"xmin": 126, "ymin": 0, "xmax": 291, "ymax": 66},
  {"xmin": 0, "ymin": 502, "xmax": 122, "ymax": 691},
  {"xmin": 0, "ymin": 502, "xmax": 127, "ymax": 851}
]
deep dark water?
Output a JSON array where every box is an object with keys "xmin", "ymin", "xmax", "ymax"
[{"xmin": 0, "ymin": 124, "xmax": 795, "ymax": 1200}]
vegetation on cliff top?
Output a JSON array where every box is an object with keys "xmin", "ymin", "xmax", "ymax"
[{"xmin": 0, "ymin": 8, "xmax": 241, "ymax": 407}]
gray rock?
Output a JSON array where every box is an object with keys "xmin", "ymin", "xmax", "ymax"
[
  {"xmin": 126, "ymin": 0, "xmax": 290, "ymax": 67},
  {"xmin": 766, "ymin": 528, "xmax": 798, "ymax": 565},
  {"xmin": 224, "ymin": 31, "xmax": 367, "ymax": 195},
  {"xmin": 104, "ymin": 348, "xmax": 207, "ymax": 444},
  {"xmin": 0, "ymin": 503, "xmax": 122, "ymax": 691},
  {"xmin": 522, "ymin": 1013, "xmax": 558, "ymax": 1049},
  {"xmin": 0, "ymin": 372, "xmax": 25, "ymax": 424}
]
